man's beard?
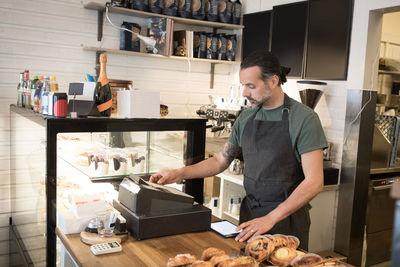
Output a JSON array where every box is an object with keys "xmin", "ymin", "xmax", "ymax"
[{"xmin": 247, "ymin": 94, "xmax": 271, "ymax": 107}]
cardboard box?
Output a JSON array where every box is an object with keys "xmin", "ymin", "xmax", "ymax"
[
  {"xmin": 117, "ymin": 90, "xmax": 160, "ymax": 118},
  {"xmin": 204, "ymin": 176, "xmax": 220, "ymax": 198}
]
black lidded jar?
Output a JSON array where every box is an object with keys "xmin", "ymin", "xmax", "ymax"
[
  {"xmin": 177, "ymin": 0, "xmax": 191, "ymax": 18},
  {"xmin": 218, "ymin": 0, "xmax": 232, "ymax": 24},
  {"xmin": 191, "ymin": 0, "xmax": 205, "ymax": 20},
  {"xmin": 131, "ymin": 0, "xmax": 148, "ymax": 11},
  {"xmin": 216, "ymin": 33, "xmax": 227, "ymax": 60},
  {"xmin": 206, "ymin": 33, "xmax": 218, "ymax": 59},
  {"xmin": 148, "ymin": 0, "xmax": 163, "ymax": 14},
  {"xmin": 163, "ymin": 0, "xmax": 178, "ymax": 16},
  {"xmin": 231, "ymin": 0, "xmax": 241, "ymax": 25},
  {"xmin": 205, "ymin": 0, "xmax": 218, "ymax": 22},
  {"xmin": 226, "ymin": 34, "xmax": 236, "ymax": 61}
]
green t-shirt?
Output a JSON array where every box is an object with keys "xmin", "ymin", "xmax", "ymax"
[{"xmin": 228, "ymin": 97, "xmax": 328, "ymax": 162}]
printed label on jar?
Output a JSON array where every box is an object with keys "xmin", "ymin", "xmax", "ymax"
[{"xmin": 192, "ymin": 0, "xmax": 201, "ymax": 11}]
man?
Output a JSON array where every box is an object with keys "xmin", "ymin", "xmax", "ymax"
[{"xmin": 150, "ymin": 50, "xmax": 327, "ymax": 250}]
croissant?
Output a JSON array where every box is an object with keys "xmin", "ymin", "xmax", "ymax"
[
  {"xmin": 269, "ymin": 247, "xmax": 298, "ymax": 267},
  {"xmin": 167, "ymin": 254, "xmax": 197, "ymax": 267},
  {"xmin": 201, "ymin": 247, "xmax": 226, "ymax": 261},
  {"xmin": 209, "ymin": 254, "xmax": 231, "ymax": 266},
  {"xmin": 189, "ymin": 260, "xmax": 214, "ymax": 267},
  {"xmin": 246, "ymin": 236, "xmax": 275, "ymax": 262}
]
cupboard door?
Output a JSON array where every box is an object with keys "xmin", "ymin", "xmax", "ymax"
[
  {"xmin": 305, "ymin": 0, "xmax": 353, "ymax": 79},
  {"xmin": 242, "ymin": 11, "xmax": 272, "ymax": 60},
  {"xmin": 271, "ymin": 1, "xmax": 308, "ymax": 78}
]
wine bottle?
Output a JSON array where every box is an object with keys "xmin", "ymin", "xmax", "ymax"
[{"xmin": 94, "ymin": 53, "xmax": 112, "ymax": 117}]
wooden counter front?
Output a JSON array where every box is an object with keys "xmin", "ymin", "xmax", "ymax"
[{"xmin": 56, "ymin": 227, "xmax": 245, "ymax": 267}]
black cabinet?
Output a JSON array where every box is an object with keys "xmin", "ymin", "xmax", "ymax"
[
  {"xmin": 305, "ymin": 0, "xmax": 353, "ymax": 79},
  {"xmin": 270, "ymin": 0, "xmax": 353, "ymax": 80},
  {"xmin": 242, "ymin": 11, "xmax": 272, "ymax": 60},
  {"xmin": 271, "ymin": 1, "xmax": 308, "ymax": 78}
]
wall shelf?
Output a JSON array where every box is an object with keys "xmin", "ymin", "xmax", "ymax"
[
  {"xmin": 83, "ymin": 46, "xmax": 240, "ymax": 65},
  {"xmin": 84, "ymin": 2, "xmax": 244, "ymax": 30}
]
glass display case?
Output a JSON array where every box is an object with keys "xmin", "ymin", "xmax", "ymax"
[{"xmin": 9, "ymin": 105, "xmax": 206, "ymax": 266}]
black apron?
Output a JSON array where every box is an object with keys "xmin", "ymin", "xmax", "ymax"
[{"xmin": 239, "ymin": 94, "xmax": 311, "ymax": 250}]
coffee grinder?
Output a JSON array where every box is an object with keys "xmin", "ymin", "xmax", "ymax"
[{"xmin": 296, "ymin": 80, "xmax": 327, "ymax": 109}]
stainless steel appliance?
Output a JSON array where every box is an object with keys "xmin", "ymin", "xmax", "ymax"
[{"xmin": 365, "ymin": 176, "xmax": 399, "ymax": 266}]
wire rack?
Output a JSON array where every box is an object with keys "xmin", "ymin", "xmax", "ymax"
[{"xmin": 375, "ymin": 114, "xmax": 400, "ymax": 167}]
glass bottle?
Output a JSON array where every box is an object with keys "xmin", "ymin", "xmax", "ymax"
[
  {"xmin": 31, "ymin": 75, "xmax": 39, "ymax": 109},
  {"xmin": 17, "ymin": 72, "xmax": 24, "ymax": 107},
  {"xmin": 49, "ymin": 76, "xmax": 59, "ymax": 92},
  {"xmin": 94, "ymin": 53, "xmax": 112, "ymax": 117}
]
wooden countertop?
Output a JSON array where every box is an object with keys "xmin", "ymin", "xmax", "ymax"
[{"xmin": 56, "ymin": 227, "xmax": 245, "ymax": 267}]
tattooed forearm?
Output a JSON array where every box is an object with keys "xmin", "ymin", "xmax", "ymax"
[{"xmin": 222, "ymin": 142, "xmax": 241, "ymax": 163}]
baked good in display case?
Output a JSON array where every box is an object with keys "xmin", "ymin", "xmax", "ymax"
[
  {"xmin": 189, "ymin": 261, "xmax": 214, "ymax": 267},
  {"xmin": 167, "ymin": 254, "xmax": 197, "ymax": 266}
]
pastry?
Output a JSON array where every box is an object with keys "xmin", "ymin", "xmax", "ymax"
[
  {"xmin": 209, "ymin": 254, "xmax": 231, "ymax": 266},
  {"xmin": 269, "ymin": 247, "xmax": 298, "ymax": 267},
  {"xmin": 201, "ymin": 247, "xmax": 226, "ymax": 261},
  {"xmin": 272, "ymin": 234, "xmax": 289, "ymax": 248},
  {"xmin": 296, "ymin": 250, "xmax": 306, "ymax": 256},
  {"xmin": 286, "ymin": 235, "xmax": 300, "ymax": 249},
  {"xmin": 189, "ymin": 261, "xmax": 214, "ymax": 267},
  {"xmin": 246, "ymin": 235, "xmax": 275, "ymax": 262},
  {"xmin": 217, "ymin": 256, "xmax": 259, "ymax": 267},
  {"xmin": 167, "ymin": 253, "xmax": 197, "ymax": 266},
  {"xmin": 290, "ymin": 253, "xmax": 323, "ymax": 267}
]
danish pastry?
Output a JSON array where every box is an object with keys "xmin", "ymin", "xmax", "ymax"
[
  {"xmin": 201, "ymin": 247, "xmax": 226, "ymax": 261},
  {"xmin": 246, "ymin": 235, "xmax": 275, "ymax": 262},
  {"xmin": 217, "ymin": 256, "xmax": 259, "ymax": 267},
  {"xmin": 272, "ymin": 234, "xmax": 289, "ymax": 248},
  {"xmin": 167, "ymin": 253, "xmax": 197, "ymax": 266},
  {"xmin": 286, "ymin": 235, "xmax": 300, "ymax": 249},
  {"xmin": 290, "ymin": 253, "xmax": 323, "ymax": 267},
  {"xmin": 269, "ymin": 247, "xmax": 298, "ymax": 267}
]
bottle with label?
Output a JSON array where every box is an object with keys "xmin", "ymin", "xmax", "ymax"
[
  {"xmin": 24, "ymin": 79, "xmax": 32, "ymax": 110},
  {"xmin": 17, "ymin": 72, "xmax": 24, "ymax": 107},
  {"xmin": 34, "ymin": 76, "xmax": 44, "ymax": 113},
  {"xmin": 31, "ymin": 76, "xmax": 39, "ymax": 109},
  {"xmin": 41, "ymin": 76, "xmax": 50, "ymax": 115},
  {"xmin": 49, "ymin": 76, "xmax": 59, "ymax": 92},
  {"xmin": 94, "ymin": 53, "xmax": 112, "ymax": 117},
  {"xmin": 22, "ymin": 70, "xmax": 29, "ymax": 108}
]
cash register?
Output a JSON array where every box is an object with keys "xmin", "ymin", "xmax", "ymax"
[{"xmin": 113, "ymin": 175, "xmax": 211, "ymax": 240}]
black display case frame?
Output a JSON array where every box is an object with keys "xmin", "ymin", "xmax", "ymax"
[{"xmin": 9, "ymin": 105, "xmax": 207, "ymax": 267}]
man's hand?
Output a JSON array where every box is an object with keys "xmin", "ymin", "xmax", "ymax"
[
  {"xmin": 149, "ymin": 169, "xmax": 182, "ymax": 185},
  {"xmin": 234, "ymin": 214, "xmax": 278, "ymax": 242}
]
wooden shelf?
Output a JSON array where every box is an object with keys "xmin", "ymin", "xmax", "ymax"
[
  {"xmin": 84, "ymin": 2, "xmax": 244, "ymax": 30},
  {"xmin": 378, "ymin": 70, "xmax": 400, "ymax": 75},
  {"xmin": 83, "ymin": 46, "xmax": 241, "ymax": 65}
]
